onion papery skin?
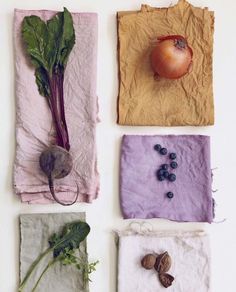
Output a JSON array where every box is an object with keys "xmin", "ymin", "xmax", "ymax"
[{"xmin": 150, "ymin": 35, "xmax": 193, "ymax": 80}]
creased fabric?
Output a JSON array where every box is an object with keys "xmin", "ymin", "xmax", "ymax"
[
  {"xmin": 117, "ymin": 228, "xmax": 211, "ymax": 292},
  {"xmin": 117, "ymin": 0, "xmax": 214, "ymax": 126},
  {"xmin": 20, "ymin": 212, "xmax": 89, "ymax": 292},
  {"xmin": 14, "ymin": 10, "xmax": 99, "ymax": 204},
  {"xmin": 120, "ymin": 135, "xmax": 213, "ymax": 222}
]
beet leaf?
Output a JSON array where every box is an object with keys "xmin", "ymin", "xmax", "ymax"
[{"xmin": 22, "ymin": 7, "xmax": 75, "ymax": 151}]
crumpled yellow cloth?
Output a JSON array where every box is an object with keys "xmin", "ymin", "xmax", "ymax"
[{"xmin": 117, "ymin": 0, "xmax": 214, "ymax": 126}]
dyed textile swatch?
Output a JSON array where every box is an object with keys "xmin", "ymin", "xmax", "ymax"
[
  {"xmin": 117, "ymin": 229, "xmax": 211, "ymax": 292},
  {"xmin": 14, "ymin": 10, "xmax": 99, "ymax": 204},
  {"xmin": 19, "ymin": 213, "xmax": 89, "ymax": 292},
  {"xmin": 117, "ymin": 0, "xmax": 214, "ymax": 126},
  {"xmin": 120, "ymin": 135, "xmax": 213, "ymax": 222}
]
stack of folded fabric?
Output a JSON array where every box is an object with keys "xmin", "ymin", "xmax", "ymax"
[{"xmin": 14, "ymin": 10, "xmax": 99, "ymax": 204}]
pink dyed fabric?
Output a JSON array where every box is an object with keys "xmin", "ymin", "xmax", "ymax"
[{"xmin": 14, "ymin": 9, "xmax": 99, "ymax": 204}]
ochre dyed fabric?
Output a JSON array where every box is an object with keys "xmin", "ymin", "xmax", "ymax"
[{"xmin": 117, "ymin": 0, "xmax": 214, "ymax": 126}]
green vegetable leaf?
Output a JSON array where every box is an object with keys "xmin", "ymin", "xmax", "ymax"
[
  {"xmin": 46, "ymin": 7, "xmax": 75, "ymax": 71},
  {"xmin": 49, "ymin": 221, "xmax": 90, "ymax": 258},
  {"xmin": 22, "ymin": 15, "xmax": 52, "ymax": 71},
  {"xmin": 81, "ymin": 260, "xmax": 99, "ymax": 285},
  {"xmin": 46, "ymin": 13, "xmax": 64, "ymax": 71},
  {"xmin": 35, "ymin": 67, "xmax": 50, "ymax": 98},
  {"xmin": 58, "ymin": 7, "xmax": 75, "ymax": 67},
  {"xmin": 22, "ymin": 7, "xmax": 75, "ymax": 95},
  {"xmin": 58, "ymin": 248, "xmax": 77, "ymax": 265}
]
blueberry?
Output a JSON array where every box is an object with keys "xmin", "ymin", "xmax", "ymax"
[
  {"xmin": 163, "ymin": 171, "xmax": 169, "ymax": 178},
  {"xmin": 170, "ymin": 161, "xmax": 178, "ymax": 169},
  {"xmin": 158, "ymin": 175, "xmax": 165, "ymax": 181},
  {"xmin": 157, "ymin": 169, "xmax": 165, "ymax": 176},
  {"xmin": 154, "ymin": 144, "xmax": 162, "ymax": 151},
  {"xmin": 166, "ymin": 192, "xmax": 174, "ymax": 199},
  {"xmin": 169, "ymin": 153, "xmax": 177, "ymax": 160},
  {"xmin": 160, "ymin": 148, "xmax": 167, "ymax": 155},
  {"xmin": 161, "ymin": 164, "xmax": 169, "ymax": 170},
  {"xmin": 168, "ymin": 173, "xmax": 176, "ymax": 182}
]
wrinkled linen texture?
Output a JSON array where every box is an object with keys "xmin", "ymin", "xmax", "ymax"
[
  {"xmin": 120, "ymin": 135, "xmax": 213, "ymax": 222},
  {"xmin": 14, "ymin": 10, "xmax": 99, "ymax": 204},
  {"xmin": 117, "ymin": 0, "xmax": 214, "ymax": 126},
  {"xmin": 117, "ymin": 230, "xmax": 211, "ymax": 292},
  {"xmin": 20, "ymin": 213, "xmax": 89, "ymax": 292}
]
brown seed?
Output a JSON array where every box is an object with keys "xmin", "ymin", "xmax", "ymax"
[
  {"xmin": 141, "ymin": 254, "xmax": 157, "ymax": 270},
  {"xmin": 154, "ymin": 251, "xmax": 172, "ymax": 273},
  {"xmin": 159, "ymin": 273, "xmax": 175, "ymax": 288}
]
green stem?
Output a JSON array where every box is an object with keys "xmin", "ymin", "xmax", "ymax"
[
  {"xmin": 18, "ymin": 248, "xmax": 51, "ymax": 292},
  {"xmin": 74, "ymin": 256, "xmax": 93, "ymax": 289},
  {"xmin": 32, "ymin": 259, "xmax": 57, "ymax": 292}
]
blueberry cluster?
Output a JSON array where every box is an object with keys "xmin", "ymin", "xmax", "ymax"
[{"xmin": 154, "ymin": 144, "xmax": 178, "ymax": 199}]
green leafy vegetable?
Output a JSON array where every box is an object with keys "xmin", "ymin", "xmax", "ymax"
[
  {"xmin": 22, "ymin": 7, "xmax": 75, "ymax": 87},
  {"xmin": 59, "ymin": 248, "xmax": 99, "ymax": 289},
  {"xmin": 18, "ymin": 221, "xmax": 96, "ymax": 292},
  {"xmin": 49, "ymin": 221, "xmax": 91, "ymax": 258},
  {"xmin": 22, "ymin": 8, "xmax": 78, "ymax": 205},
  {"xmin": 22, "ymin": 7, "xmax": 75, "ymax": 149}
]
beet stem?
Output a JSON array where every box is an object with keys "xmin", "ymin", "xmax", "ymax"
[
  {"xmin": 48, "ymin": 72, "xmax": 70, "ymax": 151},
  {"xmin": 58, "ymin": 68, "xmax": 70, "ymax": 150},
  {"xmin": 48, "ymin": 176, "xmax": 79, "ymax": 206}
]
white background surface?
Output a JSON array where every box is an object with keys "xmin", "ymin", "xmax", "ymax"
[{"xmin": 0, "ymin": 0, "xmax": 235, "ymax": 291}]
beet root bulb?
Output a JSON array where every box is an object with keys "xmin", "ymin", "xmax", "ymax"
[{"xmin": 39, "ymin": 146, "xmax": 79, "ymax": 206}]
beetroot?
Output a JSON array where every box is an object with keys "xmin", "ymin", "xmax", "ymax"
[
  {"xmin": 39, "ymin": 146, "xmax": 78, "ymax": 206},
  {"xmin": 22, "ymin": 8, "xmax": 78, "ymax": 205}
]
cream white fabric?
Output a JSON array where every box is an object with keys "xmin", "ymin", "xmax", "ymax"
[{"xmin": 117, "ymin": 228, "xmax": 211, "ymax": 292}]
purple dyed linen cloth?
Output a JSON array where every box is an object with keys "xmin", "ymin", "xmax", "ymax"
[
  {"xmin": 14, "ymin": 10, "xmax": 99, "ymax": 204},
  {"xmin": 120, "ymin": 135, "xmax": 213, "ymax": 222}
]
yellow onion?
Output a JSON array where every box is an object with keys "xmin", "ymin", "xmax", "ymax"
[{"xmin": 150, "ymin": 35, "xmax": 193, "ymax": 79}]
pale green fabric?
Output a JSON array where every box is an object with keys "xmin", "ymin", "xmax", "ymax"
[{"xmin": 20, "ymin": 213, "xmax": 89, "ymax": 292}]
